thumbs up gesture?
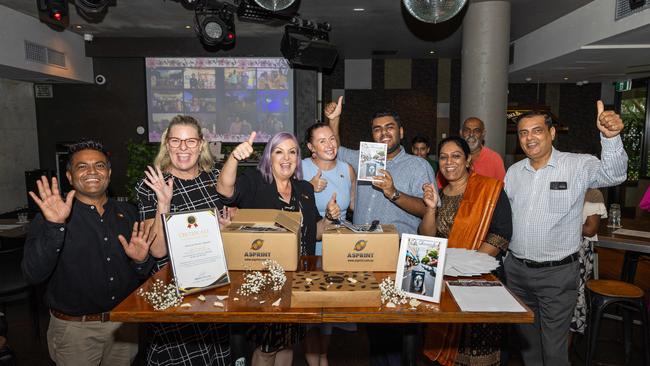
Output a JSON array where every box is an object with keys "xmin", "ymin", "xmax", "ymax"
[
  {"xmin": 595, "ymin": 100, "xmax": 624, "ymax": 138},
  {"xmin": 230, "ymin": 131, "xmax": 256, "ymax": 162},
  {"xmin": 309, "ymin": 169, "xmax": 328, "ymax": 193},
  {"xmin": 324, "ymin": 96, "xmax": 343, "ymax": 121},
  {"xmin": 324, "ymin": 192, "xmax": 341, "ymax": 222}
]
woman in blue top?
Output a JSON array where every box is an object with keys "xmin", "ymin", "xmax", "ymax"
[{"xmin": 301, "ymin": 122, "xmax": 357, "ymax": 366}]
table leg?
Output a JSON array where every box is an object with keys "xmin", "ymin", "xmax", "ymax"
[{"xmin": 620, "ymin": 252, "xmax": 640, "ymax": 283}]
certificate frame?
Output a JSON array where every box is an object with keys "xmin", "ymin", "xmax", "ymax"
[
  {"xmin": 395, "ymin": 234, "xmax": 448, "ymax": 303},
  {"xmin": 162, "ymin": 208, "xmax": 230, "ymax": 295}
]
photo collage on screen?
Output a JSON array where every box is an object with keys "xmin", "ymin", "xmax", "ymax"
[{"xmin": 147, "ymin": 58, "xmax": 293, "ymax": 143}]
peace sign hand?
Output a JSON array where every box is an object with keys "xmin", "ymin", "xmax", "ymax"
[{"xmin": 28, "ymin": 176, "xmax": 75, "ymax": 224}]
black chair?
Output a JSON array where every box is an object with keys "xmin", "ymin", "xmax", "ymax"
[
  {"xmin": 586, "ymin": 279, "xmax": 650, "ymax": 365},
  {"xmin": 0, "ymin": 245, "xmax": 40, "ymax": 340}
]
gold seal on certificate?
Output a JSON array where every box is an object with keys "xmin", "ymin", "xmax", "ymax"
[{"xmin": 162, "ymin": 208, "xmax": 230, "ymax": 295}]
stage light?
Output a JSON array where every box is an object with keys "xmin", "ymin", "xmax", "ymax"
[
  {"xmin": 281, "ymin": 23, "xmax": 338, "ymax": 70},
  {"xmin": 194, "ymin": 1, "xmax": 236, "ymax": 47},
  {"xmin": 75, "ymin": 0, "xmax": 109, "ymax": 14},
  {"xmin": 36, "ymin": 0, "xmax": 69, "ymax": 29}
]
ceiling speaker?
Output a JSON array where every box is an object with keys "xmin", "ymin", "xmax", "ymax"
[
  {"xmin": 403, "ymin": 0, "xmax": 467, "ymax": 23},
  {"xmin": 281, "ymin": 26, "xmax": 338, "ymax": 70}
]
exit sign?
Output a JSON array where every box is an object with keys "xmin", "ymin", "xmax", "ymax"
[{"xmin": 615, "ymin": 80, "xmax": 632, "ymax": 92}]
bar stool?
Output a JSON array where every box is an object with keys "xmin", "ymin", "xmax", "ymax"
[{"xmin": 585, "ymin": 279, "xmax": 650, "ymax": 365}]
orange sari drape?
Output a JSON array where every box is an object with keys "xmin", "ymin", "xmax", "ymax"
[{"xmin": 423, "ymin": 173, "xmax": 503, "ymax": 365}]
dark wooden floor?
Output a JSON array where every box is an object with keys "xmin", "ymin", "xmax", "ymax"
[{"xmin": 3, "ymin": 247, "xmax": 648, "ymax": 365}]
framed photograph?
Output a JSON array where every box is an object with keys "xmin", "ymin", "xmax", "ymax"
[
  {"xmin": 162, "ymin": 208, "xmax": 230, "ymax": 295},
  {"xmin": 395, "ymin": 234, "xmax": 448, "ymax": 303},
  {"xmin": 357, "ymin": 141, "xmax": 387, "ymax": 181}
]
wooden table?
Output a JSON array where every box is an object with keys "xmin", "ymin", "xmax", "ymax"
[
  {"xmin": 596, "ymin": 217, "xmax": 650, "ymax": 282},
  {"xmin": 111, "ymin": 259, "xmax": 534, "ymax": 325}
]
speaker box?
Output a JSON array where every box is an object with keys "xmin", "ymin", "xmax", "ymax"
[{"xmin": 281, "ymin": 28, "xmax": 338, "ymax": 70}]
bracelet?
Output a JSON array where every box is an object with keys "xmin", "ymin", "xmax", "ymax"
[
  {"xmin": 325, "ymin": 212, "xmax": 337, "ymax": 221},
  {"xmin": 134, "ymin": 254, "xmax": 151, "ymax": 264}
]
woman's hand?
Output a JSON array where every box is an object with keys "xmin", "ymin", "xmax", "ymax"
[
  {"xmin": 325, "ymin": 192, "xmax": 341, "ymax": 221},
  {"xmin": 324, "ymin": 96, "xmax": 343, "ymax": 121},
  {"xmin": 144, "ymin": 165, "xmax": 173, "ymax": 212},
  {"xmin": 422, "ymin": 183, "xmax": 438, "ymax": 209},
  {"xmin": 230, "ymin": 132, "xmax": 256, "ymax": 162},
  {"xmin": 309, "ymin": 169, "xmax": 328, "ymax": 193}
]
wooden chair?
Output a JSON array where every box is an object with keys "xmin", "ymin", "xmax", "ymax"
[
  {"xmin": 586, "ymin": 279, "xmax": 650, "ymax": 365},
  {"xmin": 0, "ymin": 246, "xmax": 40, "ymax": 340}
]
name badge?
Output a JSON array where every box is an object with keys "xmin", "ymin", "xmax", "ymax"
[{"xmin": 550, "ymin": 181, "xmax": 567, "ymax": 190}]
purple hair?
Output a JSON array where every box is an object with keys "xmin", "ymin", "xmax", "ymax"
[{"xmin": 257, "ymin": 132, "xmax": 303, "ymax": 184}]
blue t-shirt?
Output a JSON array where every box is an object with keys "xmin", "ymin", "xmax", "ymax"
[{"xmin": 302, "ymin": 158, "xmax": 352, "ymax": 254}]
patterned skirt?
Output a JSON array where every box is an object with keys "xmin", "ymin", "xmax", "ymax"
[
  {"xmin": 248, "ymin": 323, "xmax": 306, "ymax": 353},
  {"xmin": 146, "ymin": 323, "xmax": 230, "ymax": 366},
  {"xmin": 570, "ymin": 238, "xmax": 595, "ymax": 334}
]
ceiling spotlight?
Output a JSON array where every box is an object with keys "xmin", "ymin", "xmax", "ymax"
[
  {"xmin": 36, "ymin": 0, "xmax": 69, "ymax": 29},
  {"xmin": 194, "ymin": 1, "xmax": 236, "ymax": 47},
  {"xmin": 353, "ymin": 8, "xmax": 365, "ymax": 11},
  {"xmin": 281, "ymin": 23, "xmax": 338, "ymax": 70},
  {"xmin": 429, "ymin": 50, "xmax": 435, "ymax": 54},
  {"xmin": 563, "ymin": 77, "xmax": 569, "ymax": 81},
  {"xmin": 253, "ymin": 0, "xmax": 296, "ymax": 12},
  {"xmin": 525, "ymin": 77, "xmax": 532, "ymax": 82}
]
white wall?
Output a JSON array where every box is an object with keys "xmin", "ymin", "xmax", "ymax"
[
  {"xmin": 0, "ymin": 78, "xmax": 39, "ymax": 213},
  {"xmin": 0, "ymin": 5, "xmax": 93, "ymax": 83}
]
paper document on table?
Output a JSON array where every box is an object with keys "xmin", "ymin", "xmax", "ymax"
[
  {"xmin": 0, "ymin": 224, "xmax": 22, "ymax": 231},
  {"xmin": 613, "ymin": 228, "xmax": 650, "ymax": 239},
  {"xmin": 447, "ymin": 280, "xmax": 526, "ymax": 312}
]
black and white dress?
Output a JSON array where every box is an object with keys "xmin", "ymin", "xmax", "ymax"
[{"xmin": 136, "ymin": 168, "xmax": 230, "ymax": 366}]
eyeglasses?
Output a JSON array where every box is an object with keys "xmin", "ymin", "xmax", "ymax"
[{"xmin": 167, "ymin": 137, "xmax": 200, "ymax": 148}]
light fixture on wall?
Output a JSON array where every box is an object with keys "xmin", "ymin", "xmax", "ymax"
[{"xmin": 194, "ymin": 0, "xmax": 236, "ymax": 47}]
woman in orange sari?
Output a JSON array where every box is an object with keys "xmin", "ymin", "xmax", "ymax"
[{"xmin": 419, "ymin": 136, "xmax": 512, "ymax": 366}]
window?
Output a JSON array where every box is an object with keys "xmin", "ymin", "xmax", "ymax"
[{"xmin": 618, "ymin": 78, "xmax": 650, "ymax": 181}]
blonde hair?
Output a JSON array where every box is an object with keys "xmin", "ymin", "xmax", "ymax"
[{"xmin": 154, "ymin": 115, "xmax": 215, "ymax": 173}]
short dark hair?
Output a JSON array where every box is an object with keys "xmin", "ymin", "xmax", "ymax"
[
  {"xmin": 438, "ymin": 136, "xmax": 471, "ymax": 160},
  {"xmin": 66, "ymin": 139, "xmax": 111, "ymax": 171},
  {"xmin": 370, "ymin": 110, "xmax": 402, "ymax": 128},
  {"xmin": 304, "ymin": 122, "xmax": 330, "ymax": 144},
  {"xmin": 517, "ymin": 111, "xmax": 553, "ymax": 128},
  {"xmin": 411, "ymin": 135, "xmax": 430, "ymax": 147}
]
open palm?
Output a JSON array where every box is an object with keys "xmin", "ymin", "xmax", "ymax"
[{"xmin": 28, "ymin": 176, "xmax": 75, "ymax": 224}]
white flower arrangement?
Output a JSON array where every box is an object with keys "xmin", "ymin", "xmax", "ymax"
[
  {"xmin": 237, "ymin": 259, "xmax": 287, "ymax": 296},
  {"xmin": 137, "ymin": 278, "xmax": 184, "ymax": 311},
  {"xmin": 379, "ymin": 277, "xmax": 410, "ymax": 306}
]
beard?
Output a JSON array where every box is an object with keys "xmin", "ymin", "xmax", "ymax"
[{"xmin": 465, "ymin": 137, "xmax": 481, "ymax": 152}]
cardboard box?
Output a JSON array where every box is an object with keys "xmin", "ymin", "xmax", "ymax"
[
  {"xmin": 291, "ymin": 271, "xmax": 381, "ymax": 308},
  {"xmin": 321, "ymin": 224, "xmax": 399, "ymax": 271},
  {"xmin": 221, "ymin": 209, "xmax": 301, "ymax": 271}
]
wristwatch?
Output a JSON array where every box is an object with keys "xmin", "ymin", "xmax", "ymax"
[{"xmin": 389, "ymin": 190, "xmax": 401, "ymax": 202}]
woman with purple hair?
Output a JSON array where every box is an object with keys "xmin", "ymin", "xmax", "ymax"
[{"xmin": 217, "ymin": 131, "xmax": 340, "ymax": 366}]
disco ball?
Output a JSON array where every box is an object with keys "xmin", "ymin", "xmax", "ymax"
[
  {"xmin": 253, "ymin": 0, "xmax": 295, "ymax": 12},
  {"xmin": 403, "ymin": 0, "xmax": 467, "ymax": 24}
]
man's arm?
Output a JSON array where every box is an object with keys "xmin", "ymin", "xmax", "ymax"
[
  {"xmin": 587, "ymin": 101, "xmax": 628, "ymax": 188},
  {"xmin": 22, "ymin": 216, "xmax": 66, "ymax": 284}
]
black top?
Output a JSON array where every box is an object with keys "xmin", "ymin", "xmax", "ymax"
[
  {"xmin": 220, "ymin": 168, "xmax": 322, "ymax": 256},
  {"xmin": 22, "ymin": 199, "xmax": 154, "ymax": 316}
]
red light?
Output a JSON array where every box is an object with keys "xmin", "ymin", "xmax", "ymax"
[
  {"xmin": 53, "ymin": 11, "xmax": 62, "ymax": 21},
  {"xmin": 227, "ymin": 33, "xmax": 235, "ymax": 40}
]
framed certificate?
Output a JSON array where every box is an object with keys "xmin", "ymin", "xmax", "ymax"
[
  {"xmin": 162, "ymin": 208, "xmax": 230, "ymax": 295},
  {"xmin": 395, "ymin": 234, "xmax": 448, "ymax": 303}
]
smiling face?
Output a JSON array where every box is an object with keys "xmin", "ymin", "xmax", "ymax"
[
  {"xmin": 411, "ymin": 142, "xmax": 430, "ymax": 158},
  {"xmin": 461, "ymin": 118, "xmax": 485, "ymax": 153},
  {"xmin": 308, "ymin": 126, "xmax": 338, "ymax": 162},
  {"xmin": 438, "ymin": 141, "xmax": 470, "ymax": 183},
  {"xmin": 66, "ymin": 149, "xmax": 111, "ymax": 201},
  {"xmin": 371, "ymin": 116, "xmax": 403, "ymax": 155},
  {"xmin": 271, "ymin": 138, "xmax": 299, "ymax": 181},
  {"xmin": 166, "ymin": 124, "xmax": 203, "ymax": 179},
  {"xmin": 517, "ymin": 115, "xmax": 555, "ymax": 165}
]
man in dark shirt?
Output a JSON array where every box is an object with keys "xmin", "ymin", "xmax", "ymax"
[{"xmin": 22, "ymin": 140, "xmax": 155, "ymax": 366}]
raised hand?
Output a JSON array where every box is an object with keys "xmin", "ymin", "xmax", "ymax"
[
  {"xmin": 144, "ymin": 165, "xmax": 173, "ymax": 212},
  {"xmin": 309, "ymin": 169, "xmax": 328, "ymax": 193},
  {"xmin": 119, "ymin": 221, "xmax": 155, "ymax": 262},
  {"xmin": 325, "ymin": 192, "xmax": 340, "ymax": 221},
  {"xmin": 28, "ymin": 176, "xmax": 75, "ymax": 224},
  {"xmin": 596, "ymin": 100, "xmax": 624, "ymax": 138},
  {"xmin": 230, "ymin": 131, "xmax": 256, "ymax": 162},
  {"xmin": 324, "ymin": 96, "xmax": 343, "ymax": 121},
  {"xmin": 372, "ymin": 169, "xmax": 396, "ymax": 198},
  {"xmin": 218, "ymin": 206, "xmax": 237, "ymax": 229},
  {"xmin": 422, "ymin": 183, "xmax": 438, "ymax": 209}
]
